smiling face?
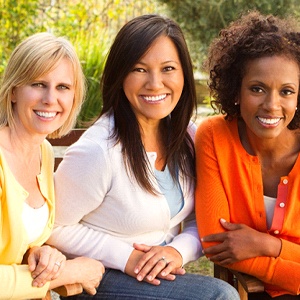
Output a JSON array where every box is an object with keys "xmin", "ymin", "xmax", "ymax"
[
  {"xmin": 11, "ymin": 58, "xmax": 75, "ymax": 138},
  {"xmin": 239, "ymin": 55, "xmax": 299, "ymax": 141},
  {"xmin": 122, "ymin": 35, "xmax": 184, "ymax": 127}
]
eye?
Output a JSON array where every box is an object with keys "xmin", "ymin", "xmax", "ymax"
[
  {"xmin": 281, "ymin": 89, "xmax": 296, "ymax": 96},
  {"xmin": 132, "ymin": 67, "xmax": 146, "ymax": 73},
  {"xmin": 32, "ymin": 82, "xmax": 45, "ymax": 88},
  {"xmin": 57, "ymin": 85, "xmax": 70, "ymax": 90},
  {"xmin": 163, "ymin": 66, "xmax": 175, "ymax": 72},
  {"xmin": 250, "ymin": 86, "xmax": 264, "ymax": 93}
]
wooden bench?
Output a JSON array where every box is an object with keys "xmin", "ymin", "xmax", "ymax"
[
  {"xmin": 41, "ymin": 129, "xmax": 86, "ymax": 300},
  {"xmin": 214, "ymin": 264, "xmax": 264, "ymax": 300}
]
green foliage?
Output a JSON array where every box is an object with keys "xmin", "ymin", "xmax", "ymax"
[
  {"xmin": 157, "ymin": 0, "xmax": 300, "ymax": 70},
  {"xmin": 0, "ymin": 0, "xmax": 165, "ymax": 125}
]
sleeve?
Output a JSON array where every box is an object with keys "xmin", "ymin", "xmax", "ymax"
[
  {"xmin": 46, "ymin": 138, "xmax": 134, "ymax": 272},
  {"xmin": 194, "ymin": 118, "xmax": 300, "ymax": 295},
  {"xmin": 0, "ymin": 265, "xmax": 49, "ymax": 300},
  {"xmin": 168, "ymin": 212, "xmax": 203, "ymax": 266},
  {"xmin": 0, "ymin": 167, "xmax": 49, "ymax": 299}
]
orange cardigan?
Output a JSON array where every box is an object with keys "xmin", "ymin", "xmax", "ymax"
[{"xmin": 195, "ymin": 115, "xmax": 300, "ymax": 297}]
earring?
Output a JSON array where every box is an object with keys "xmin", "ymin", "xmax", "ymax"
[
  {"xmin": 234, "ymin": 102, "xmax": 238, "ymax": 106},
  {"xmin": 296, "ymin": 107, "xmax": 298, "ymax": 110}
]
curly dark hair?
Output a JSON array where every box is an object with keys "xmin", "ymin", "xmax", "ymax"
[{"xmin": 204, "ymin": 10, "xmax": 300, "ymax": 129}]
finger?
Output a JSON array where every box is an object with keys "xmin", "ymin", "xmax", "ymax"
[
  {"xmin": 145, "ymin": 257, "xmax": 169, "ymax": 282},
  {"xmin": 133, "ymin": 243, "xmax": 152, "ymax": 252},
  {"xmin": 143, "ymin": 277, "xmax": 161, "ymax": 285},
  {"xmin": 202, "ymin": 243, "xmax": 226, "ymax": 255},
  {"xmin": 84, "ymin": 287, "xmax": 97, "ymax": 296},
  {"xmin": 171, "ymin": 267, "xmax": 186, "ymax": 275},
  {"xmin": 159, "ymin": 261, "xmax": 177, "ymax": 277},
  {"xmin": 27, "ymin": 252, "xmax": 38, "ymax": 272},
  {"xmin": 208, "ymin": 252, "xmax": 235, "ymax": 265},
  {"xmin": 201, "ymin": 232, "xmax": 226, "ymax": 243},
  {"xmin": 219, "ymin": 218, "xmax": 242, "ymax": 231},
  {"xmin": 33, "ymin": 251, "xmax": 65, "ymax": 286},
  {"xmin": 134, "ymin": 251, "xmax": 157, "ymax": 275}
]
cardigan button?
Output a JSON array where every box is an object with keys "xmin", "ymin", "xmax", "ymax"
[
  {"xmin": 274, "ymin": 230, "xmax": 280, "ymax": 235},
  {"xmin": 282, "ymin": 179, "xmax": 288, "ymax": 184},
  {"xmin": 279, "ymin": 202, "xmax": 285, "ymax": 208}
]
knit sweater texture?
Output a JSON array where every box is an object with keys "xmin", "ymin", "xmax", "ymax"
[
  {"xmin": 195, "ymin": 115, "xmax": 300, "ymax": 297},
  {"xmin": 0, "ymin": 140, "xmax": 54, "ymax": 299},
  {"xmin": 48, "ymin": 113, "xmax": 202, "ymax": 272}
]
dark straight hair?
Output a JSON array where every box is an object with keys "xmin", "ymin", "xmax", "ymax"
[{"xmin": 99, "ymin": 14, "xmax": 197, "ymax": 194}]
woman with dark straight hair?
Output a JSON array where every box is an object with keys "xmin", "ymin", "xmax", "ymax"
[{"xmin": 48, "ymin": 15, "xmax": 239, "ymax": 299}]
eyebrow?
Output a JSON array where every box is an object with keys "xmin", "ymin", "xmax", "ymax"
[{"xmin": 137, "ymin": 60, "xmax": 180, "ymax": 65}]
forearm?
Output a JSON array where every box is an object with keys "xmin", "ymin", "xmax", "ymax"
[{"xmin": 227, "ymin": 256, "xmax": 300, "ymax": 295}]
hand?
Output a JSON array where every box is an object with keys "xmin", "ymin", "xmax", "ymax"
[
  {"xmin": 49, "ymin": 257, "xmax": 105, "ymax": 295},
  {"xmin": 71, "ymin": 257, "xmax": 105, "ymax": 295},
  {"xmin": 201, "ymin": 219, "xmax": 281, "ymax": 265},
  {"xmin": 26, "ymin": 245, "xmax": 66, "ymax": 287},
  {"xmin": 132, "ymin": 243, "xmax": 184, "ymax": 283}
]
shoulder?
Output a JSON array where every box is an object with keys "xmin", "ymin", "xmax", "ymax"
[
  {"xmin": 195, "ymin": 115, "xmax": 238, "ymax": 147},
  {"xmin": 81, "ymin": 113, "xmax": 115, "ymax": 146}
]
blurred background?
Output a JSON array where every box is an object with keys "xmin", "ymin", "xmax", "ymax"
[{"xmin": 1, "ymin": 0, "xmax": 300, "ymax": 125}]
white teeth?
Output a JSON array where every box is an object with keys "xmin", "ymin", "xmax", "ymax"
[
  {"xmin": 143, "ymin": 94, "xmax": 167, "ymax": 102},
  {"xmin": 257, "ymin": 117, "xmax": 281, "ymax": 125},
  {"xmin": 36, "ymin": 111, "xmax": 57, "ymax": 118}
]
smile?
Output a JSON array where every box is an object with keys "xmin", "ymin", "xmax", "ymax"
[
  {"xmin": 142, "ymin": 94, "xmax": 167, "ymax": 102},
  {"xmin": 35, "ymin": 111, "xmax": 57, "ymax": 118},
  {"xmin": 257, "ymin": 117, "xmax": 281, "ymax": 125}
]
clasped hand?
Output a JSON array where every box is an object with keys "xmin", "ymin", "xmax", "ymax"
[
  {"xmin": 126, "ymin": 243, "xmax": 185, "ymax": 285},
  {"xmin": 201, "ymin": 219, "xmax": 281, "ymax": 265},
  {"xmin": 25, "ymin": 245, "xmax": 66, "ymax": 287}
]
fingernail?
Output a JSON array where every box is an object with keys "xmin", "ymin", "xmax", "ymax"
[
  {"xmin": 134, "ymin": 268, "xmax": 139, "ymax": 274},
  {"xmin": 147, "ymin": 275, "xmax": 153, "ymax": 281},
  {"xmin": 220, "ymin": 218, "xmax": 226, "ymax": 223},
  {"xmin": 137, "ymin": 275, "xmax": 142, "ymax": 281},
  {"xmin": 161, "ymin": 271, "xmax": 166, "ymax": 276},
  {"xmin": 32, "ymin": 281, "xmax": 38, "ymax": 287}
]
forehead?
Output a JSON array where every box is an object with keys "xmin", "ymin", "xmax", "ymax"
[
  {"xmin": 139, "ymin": 36, "xmax": 180, "ymax": 63},
  {"xmin": 243, "ymin": 55, "xmax": 300, "ymax": 80}
]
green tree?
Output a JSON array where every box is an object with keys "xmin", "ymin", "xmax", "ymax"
[
  {"xmin": 158, "ymin": 0, "xmax": 300, "ymax": 70},
  {"xmin": 0, "ymin": 0, "xmax": 166, "ymax": 124}
]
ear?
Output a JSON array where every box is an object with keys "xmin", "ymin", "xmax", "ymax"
[
  {"xmin": 11, "ymin": 88, "xmax": 17, "ymax": 103},
  {"xmin": 234, "ymin": 94, "xmax": 240, "ymax": 106}
]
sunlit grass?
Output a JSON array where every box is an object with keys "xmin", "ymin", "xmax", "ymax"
[{"xmin": 185, "ymin": 256, "xmax": 213, "ymax": 277}]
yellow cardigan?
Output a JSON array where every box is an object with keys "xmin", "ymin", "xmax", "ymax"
[
  {"xmin": 195, "ymin": 115, "xmax": 300, "ymax": 297},
  {"xmin": 0, "ymin": 140, "xmax": 55, "ymax": 299}
]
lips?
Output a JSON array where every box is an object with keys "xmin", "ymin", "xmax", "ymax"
[
  {"xmin": 142, "ymin": 94, "xmax": 167, "ymax": 102},
  {"xmin": 35, "ymin": 111, "xmax": 57, "ymax": 118},
  {"xmin": 257, "ymin": 116, "xmax": 281, "ymax": 125}
]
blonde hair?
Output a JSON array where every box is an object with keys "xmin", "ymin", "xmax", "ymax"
[{"xmin": 0, "ymin": 32, "xmax": 86, "ymax": 138}]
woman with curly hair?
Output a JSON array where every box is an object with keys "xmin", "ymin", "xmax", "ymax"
[{"xmin": 195, "ymin": 10, "xmax": 300, "ymax": 299}]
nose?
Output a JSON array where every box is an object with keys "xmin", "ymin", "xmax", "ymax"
[
  {"xmin": 145, "ymin": 72, "xmax": 164, "ymax": 90},
  {"xmin": 42, "ymin": 87, "xmax": 57, "ymax": 105},
  {"xmin": 263, "ymin": 91, "xmax": 281, "ymax": 111}
]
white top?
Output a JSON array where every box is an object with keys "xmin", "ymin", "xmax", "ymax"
[
  {"xmin": 264, "ymin": 195, "xmax": 276, "ymax": 229},
  {"xmin": 47, "ymin": 113, "xmax": 202, "ymax": 272},
  {"xmin": 22, "ymin": 202, "xmax": 49, "ymax": 244}
]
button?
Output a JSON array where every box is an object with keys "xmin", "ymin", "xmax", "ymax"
[
  {"xmin": 283, "ymin": 179, "xmax": 288, "ymax": 184},
  {"xmin": 274, "ymin": 230, "xmax": 280, "ymax": 235},
  {"xmin": 279, "ymin": 202, "xmax": 285, "ymax": 208}
]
